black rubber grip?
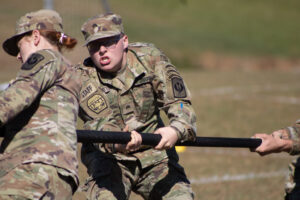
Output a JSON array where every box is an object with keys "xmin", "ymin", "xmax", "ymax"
[{"xmin": 77, "ymin": 130, "xmax": 262, "ymax": 148}]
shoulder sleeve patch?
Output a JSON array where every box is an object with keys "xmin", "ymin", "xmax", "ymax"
[
  {"xmin": 21, "ymin": 53, "xmax": 45, "ymax": 70},
  {"xmin": 172, "ymin": 77, "xmax": 187, "ymax": 98}
]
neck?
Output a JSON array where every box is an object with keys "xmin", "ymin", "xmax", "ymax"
[
  {"xmin": 38, "ymin": 36, "xmax": 59, "ymax": 52},
  {"xmin": 119, "ymin": 50, "xmax": 128, "ymax": 71}
]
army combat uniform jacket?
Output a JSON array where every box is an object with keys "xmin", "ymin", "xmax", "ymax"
[
  {"xmin": 282, "ymin": 120, "xmax": 300, "ymax": 197},
  {"xmin": 77, "ymin": 43, "xmax": 197, "ymax": 171},
  {"xmin": 284, "ymin": 120, "xmax": 300, "ymax": 155},
  {"xmin": 0, "ymin": 49, "xmax": 81, "ymax": 186}
]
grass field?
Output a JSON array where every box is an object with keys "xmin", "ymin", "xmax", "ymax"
[{"xmin": 1, "ymin": 0, "xmax": 300, "ymax": 200}]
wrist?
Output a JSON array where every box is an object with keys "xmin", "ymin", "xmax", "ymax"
[
  {"xmin": 280, "ymin": 139, "xmax": 293, "ymax": 153},
  {"xmin": 169, "ymin": 125, "xmax": 181, "ymax": 142},
  {"xmin": 280, "ymin": 129, "xmax": 291, "ymax": 140}
]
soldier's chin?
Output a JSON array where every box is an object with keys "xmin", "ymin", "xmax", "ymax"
[{"xmin": 99, "ymin": 65, "xmax": 119, "ymax": 73}]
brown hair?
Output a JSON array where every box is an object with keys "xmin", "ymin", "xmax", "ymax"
[{"xmin": 38, "ymin": 30, "xmax": 77, "ymax": 52}]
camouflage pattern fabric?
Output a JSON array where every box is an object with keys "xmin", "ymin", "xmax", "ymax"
[
  {"xmin": 285, "ymin": 157, "xmax": 300, "ymax": 200},
  {"xmin": 282, "ymin": 120, "xmax": 300, "ymax": 199},
  {"xmin": 81, "ymin": 13, "xmax": 123, "ymax": 46},
  {"xmin": 0, "ymin": 163, "xmax": 75, "ymax": 199},
  {"xmin": 284, "ymin": 119, "xmax": 300, "ymax": 155},
  {"xmin": 77, "ymin": 42, "xmax": 196, "ymax": 199},
  {"xmin": 81, "ymin": 157, "xmax": 193, "ymax": 200},
  {"xmin": 0, "ymin": 49, "xmax": 81, "ymax": 198}
]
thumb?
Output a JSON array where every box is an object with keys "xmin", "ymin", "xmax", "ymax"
[{"xmin": 123, "ymin": 125, "xmax": 129, "ymax": 132}]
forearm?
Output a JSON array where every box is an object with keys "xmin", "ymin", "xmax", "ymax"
[
  {"xmin": 0, "ymin": 81, "xmax": 39, "ymax": 123},
  {"xmin": 166, "ymin": 101, "xmax": 197, "ymax": 142},
  {"xmin": 280, "ymin": 139, "xmax": 293, "ymax": 153}
]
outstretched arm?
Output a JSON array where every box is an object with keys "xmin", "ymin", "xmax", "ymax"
[{"xmin": 252, "ymin": 130, "xmax": 293, "ymax": 156}]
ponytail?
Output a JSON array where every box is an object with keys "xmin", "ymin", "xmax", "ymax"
[{"xmin": 38, "ymin": 30, "xmax": 77, "ymax": 52}]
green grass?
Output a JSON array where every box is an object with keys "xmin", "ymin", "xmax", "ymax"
[
  {"xmin": 1, "ymin": 0, "xmax": 300, "ymax": 70},
  {"xmin": 110, "ymin": 0, "xmax": 300, "ymax": 58}
]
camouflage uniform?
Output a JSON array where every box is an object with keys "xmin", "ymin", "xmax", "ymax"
[
  {"xmin": 77, "ymin": 13, "xmax": 197, "ymax": 200},
  {"xmin": 0, "ymin": 10, "xmax": 81, "ymax": 199},
  {"xmin": 281, "ymin": 120, "xmax": 300, "ymax": 200}
]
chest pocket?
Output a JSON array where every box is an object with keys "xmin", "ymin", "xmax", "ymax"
[{"xmin": 131, "ymin": 76, "xmax": 156, "ymax": 123}]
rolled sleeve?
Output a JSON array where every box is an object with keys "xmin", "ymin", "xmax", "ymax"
[{"xmin": 285, "ymin": 119, "xmax": 300, "ymax": 155}]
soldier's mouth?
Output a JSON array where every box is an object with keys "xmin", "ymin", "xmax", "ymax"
[{"xmin": 100, "ymin": 56, "xmax": 110, "ymax": 65}]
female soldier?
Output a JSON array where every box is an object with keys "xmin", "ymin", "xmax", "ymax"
[
  {"xmin": 77, "ymin": 13, "xmax": 197, "ymax": 200},
  {"xmin": 0, "ymin": 9, "xmax": 81, "ymax": 199}
]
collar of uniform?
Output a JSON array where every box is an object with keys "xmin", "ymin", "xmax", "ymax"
[
  {"xmin": 82, "ymin": 57, "xmax": 101, "ymax": 80},
  {"xmin": 126, "ymin": 50, "xmax": 148, "ymax": 77},
  {"xmin": 97, "ymin": 68, "xmax": 125, "ymax": 91}
]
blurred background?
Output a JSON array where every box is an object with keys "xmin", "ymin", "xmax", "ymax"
[{"xmin": 1, "ymin": 0, "xmax": 300, "ymax": 199}]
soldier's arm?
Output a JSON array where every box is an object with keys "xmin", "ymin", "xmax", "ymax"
[
  {"xmin": 0, "ymin": 51, "xmax": 61, "ymax": 124},
  {"xmin": 253, "ymin": 120, "xmax": 300, "ymax": 156},
  {"xmin": 151, "ymin": 48, "xmax": 197, "ymax": 143},
  {"xmin": 253, "ymin": 131, "xmax": 293, "ymax": 156}
]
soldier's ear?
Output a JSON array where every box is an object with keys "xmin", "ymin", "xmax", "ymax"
[
  {"xmin": 32, "ymin": 30, "xmax": 41, "ymax": 46},
  {"xmin": 122, "ymin": 35, "xmax": 128, "ymax": 50}
]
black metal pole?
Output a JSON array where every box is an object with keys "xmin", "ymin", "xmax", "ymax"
[{"xmin": 77, "ymin": 130, "xmax": 262, "ymax": 148}]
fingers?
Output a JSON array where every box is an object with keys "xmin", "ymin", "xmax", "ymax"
[
  {"xmin": 126, "ymin": 131, "xmax": 142, "ymax": 152},
  {"xmin": 154, "ymin": 127, "xmax": 178, "ymax": 150},
  {"xmin": 123, "ymin": 125, "xmax": 129, "ymax": 132},
  {"xmin": 250, "ymin": 133, "xmax": 268, "ymax": 155},
  {"xmin": 154, "ymin": 129, "xmax": 166, "ymax": 150},
  {"xmin": 114, "ymin": 143, "xmax": 127, "ymax": 153},
  {"xmin": 155, "ymin": 139, "xmax": 169, "ymax": 150},
  {"xmin": 253, "ymin": 134, "xmax": 280, "ymax": 156},
  {"xmin": 271, "ymin": 130, "xmax": 284, "ymax": 139},
  {"xmin": 252, "ymin": 133, "xmax": 268, "ymax": 139},
  {"xmin": 114, "ymin": 129, "xmax": 142, "ymax": 154},
  {"xmin": 252, "ymin": 131, "xmax": 291, "ymax": 156}
]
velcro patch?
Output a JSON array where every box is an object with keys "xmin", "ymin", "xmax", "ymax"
[
  {"xmin": 166, "ymin": 65, "xmax": 180, "ymax": 79},
  {"xmin": 21, "ymin": 53, "xmax": 45, "ymax": 70},
  {"xmin": 87, "ymin": 94, "xmax": 108, "ymax": 114},
  {"xmin": 81, "ymin": 83, "xmax": 97, "ymax": 101},
  {"xmin": 172, "ymin": 77, "xmax": 187, "ymax": 98}
]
